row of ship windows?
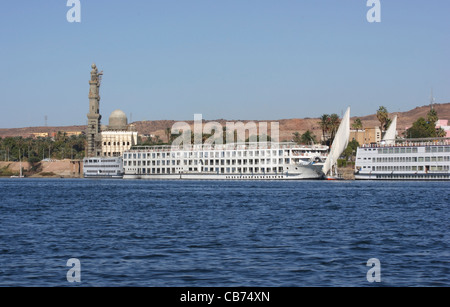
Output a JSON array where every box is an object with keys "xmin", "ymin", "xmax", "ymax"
[
  {"xmin": 359, "ymin": 156, "xmax": 450, "ymax": 163},
  {"xmin": 84, "ymin": 165, "xmax": 122, "ymax": 168},
  {"xmin": 85, "ymin": 159, "xmax": 119, "ymax": 163},
  {"xmin": 85, "ymin": 170, "xmax": 121, "ymax": 173},
  {"xmin": 124, "ymin": 158, "xmax": 291, "ymax": 167},
  {"xmin": 360, "ymin": 165, "xmax": 450, "ymax": 171},
  {"xmin": 375, "ymin": 147, "xmax": 450, "ymax": 154},
  {"xmin": 375, "ymin": 174, "xmax": 450, "ymax": 179},
  {"xmin": 125, "ymin": 167, "xmax": 286, "ymax": 174},
  {"xmin": 125, "ymin": 150, "xmax": 290, "ymax": 159}
]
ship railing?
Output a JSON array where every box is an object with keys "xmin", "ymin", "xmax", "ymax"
[
  {"xmin": 361, "ymin": 137, "xmax": 450, "ymax": 148},
  {"xmin": 127, "ymin": 142, "xmax": 328, "ymax": 152}
]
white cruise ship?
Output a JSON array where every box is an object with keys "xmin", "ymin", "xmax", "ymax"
[
  {"xmin": 83, "ymin": 157, "xmax": 124, "ymax": 178},
  {"xmin": 355, "ymin": 139, "xmax": 450, "ymax": 180},
  {"xmin": 122, "ymin": 142, "xmax": 329, "ymax": 180}
]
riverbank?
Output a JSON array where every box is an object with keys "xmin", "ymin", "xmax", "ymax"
[
  {"xmin": 1, "ymin": 160, "xmax": 356, "ymax": 180},
  {"xmin": 0, "ymin": 160, "xmax": 82, "ymax": 178}
]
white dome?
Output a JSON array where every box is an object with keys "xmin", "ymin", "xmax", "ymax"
[{"xmin": 108, "ymin": 109, "xmax": 128, "ymax": 130}]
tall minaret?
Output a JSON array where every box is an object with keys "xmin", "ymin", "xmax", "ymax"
[{"xmin": 86, "ymin": 63, "xmax": 103, "ymax": 157}]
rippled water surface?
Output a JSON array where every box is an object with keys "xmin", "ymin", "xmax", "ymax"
[{"xmin": 0, "ymin": 179, "xmax": 448, "ymax": 286}]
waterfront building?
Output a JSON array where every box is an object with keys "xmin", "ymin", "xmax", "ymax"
[
  {"xmin": 349, "ymin": 127, "xmax": 382, "ymax": 145},
  {"xmin": 101, "ymin": 110, "xmax": 138, "ymax": 157}
]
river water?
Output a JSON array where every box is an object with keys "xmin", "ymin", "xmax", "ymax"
[{"xmin": 0, "ymin": 179, "xmax": 448, "ymax": 286}]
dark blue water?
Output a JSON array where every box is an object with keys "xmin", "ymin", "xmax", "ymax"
[{"xmin": 0, "ymin": 178, "xmax": 448, "ymax": 286}]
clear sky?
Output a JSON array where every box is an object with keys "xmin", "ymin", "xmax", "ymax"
[{"xmin": 1, "ymin": 0, "xmax": 449, "ymax": 128}]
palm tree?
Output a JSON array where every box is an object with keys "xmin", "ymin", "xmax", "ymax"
[
  {"xmin": 292, "ymin": 132, "xmax": 301, "ymax": 144},
  {"xmin": 318, "ymin": 114, "xmax": 330, "ymax": 144},
  {"xmin": 300, "ymin": 130, "xmax": 317, "ymax": 145},
  {"xmin": 376, "ymin": 106, "xmax": 389, "ymax": 134},
  {"xmin": 352, "ymin": 118, "xmax": 363, "ymax": 132},
  {"xmin": 328, "ymin": 113, "xmax": 341, "ymax": 144},
  {"xmin": 165, "ymin": 127, "xmax": 172, "ymax": 144}
]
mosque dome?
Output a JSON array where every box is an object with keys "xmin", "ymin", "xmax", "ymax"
[{"xmin": 108, "ymin": 109, "xmax": 128, "ymax": 130}]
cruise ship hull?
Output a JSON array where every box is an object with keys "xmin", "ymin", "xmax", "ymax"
[
  {"xmin": 123, "ymin": 142, "xmax": 328, "ymax": 180},
  {"xmin": 355, "ymin": 172, "xmax": 450, "ymax": 180},
  {"xmin": 124, "ymin": 164, "xmax": 324, "ymax": 180},
  {"xmin": 355, "ymin": 140, "xmax": 450, "ymax": 181}
]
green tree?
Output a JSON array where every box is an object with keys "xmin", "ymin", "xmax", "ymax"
[
  {"xmin": 292, "ymin": 132, "xmax": 301, "ymax": 144},
  {"xmin": 405, "ymin": 108, "xmax": 444, "ymax": 139},
  {"xmin": 301, "ymin": 130, "xmax": 317, "ymax": 145},
  {"xmin": 427, "ymin": 108, "xmax": 439, "ymax": 125},
  {"xmin": 318, "ymin": 114, "xmax": 330, "ymax": 144},
  {"xmin": 384, "ymin": 117, "xmax": 392, "ymax": 131},
  {"xmin": 405, "ymin": 117, "xmax": 435, "ymax": 138},
  {"xmin": 165, "ymin": 127, "xmax": 172, "ymax": 144},
  {"xmin": 352, "ymin": 118, "xmax": 363, "ymax": 132},
  {"xmin": 328, "ymin": 114, "xmax": 341, "ymax": 144},
  {"xmin": 342, "ymin": 139, "xmax": 360, "ymax": 161},
  {"xmin": 436, "ymin": 128, "xmax": 446, "ymax": 138},
  {"xmin": 377, "ymin": 106, "xmax": 389, "ymax": 133}
]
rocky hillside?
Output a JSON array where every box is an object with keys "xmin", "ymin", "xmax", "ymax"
[{"xmin": 1, "ymin": 103, "xmax": 449, "ymax": 141}]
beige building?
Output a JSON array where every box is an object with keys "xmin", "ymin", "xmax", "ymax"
[
  {"xmin": 350, "ymin": 127, "xmax": 381, "ymax": 145},
  {"xmin": 31, "ymin": 132, "xmax": 49, "ymax": 138},
  {"xmin": 101, "ymin": 109, "xmax": 138, "ymax": 157}
]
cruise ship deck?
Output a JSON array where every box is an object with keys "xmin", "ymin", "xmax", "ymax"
[{"xmin": 355, "ymin": 138, "xmax": 450, "ymax": 180}]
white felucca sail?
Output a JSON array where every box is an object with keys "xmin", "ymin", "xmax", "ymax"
[
  {"xmin": 382, "ymin": 115, "xmax": 397, "ymax": 145},
  {"xmin": 322, "ymin": 107, "xmax": 350, "ymax": 177}
]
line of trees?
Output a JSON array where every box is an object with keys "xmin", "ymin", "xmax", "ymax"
[
  {"xmin": 318, "ymin": 113, "xmax": 341, "ymax": 146},
  {"xmin": 405, "ymin": 108, "xmax": 446, "ymax": 138},
  {"xmin": 0, "ymin": 133, "xmax": 86, "ymax": 162}
]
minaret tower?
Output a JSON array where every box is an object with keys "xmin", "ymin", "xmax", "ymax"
[{"xmin": 86, "ymin": 63, "xmax": 103, "ymax": 157}]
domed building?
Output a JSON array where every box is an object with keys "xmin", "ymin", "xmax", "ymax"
[
  {"xmin": 101, "ymin": 109, "xmax": 138, "ymax": 157},
  {"xmin": 108, "ymin": 109, "xmax": 128, "ymax": 131}
]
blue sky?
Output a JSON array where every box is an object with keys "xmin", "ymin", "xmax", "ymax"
[{"xmin": 1, "ymin": 0, "xmax": 449, "ymax": 128}]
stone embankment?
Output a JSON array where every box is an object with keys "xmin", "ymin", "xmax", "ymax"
[
  {"xmin": 0, "ymin": 160, "xmax": 83, "ymax": 178},
  {"xmin": 340, "ymin": 167, "xmax": 356, "ymax": 180}
]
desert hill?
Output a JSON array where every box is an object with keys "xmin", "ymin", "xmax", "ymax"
[{"xmin": 1, "ymin": 103, "xmax": 449, "ymax": 141}]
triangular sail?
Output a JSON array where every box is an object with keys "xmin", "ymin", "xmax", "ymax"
[
  {"xmin": 322, "ymin": 107, "xmax": 350, "ymax": 176},
  {"xmin": 382, "ymin": 115, "xmax": 397, "ymax": 145}
]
